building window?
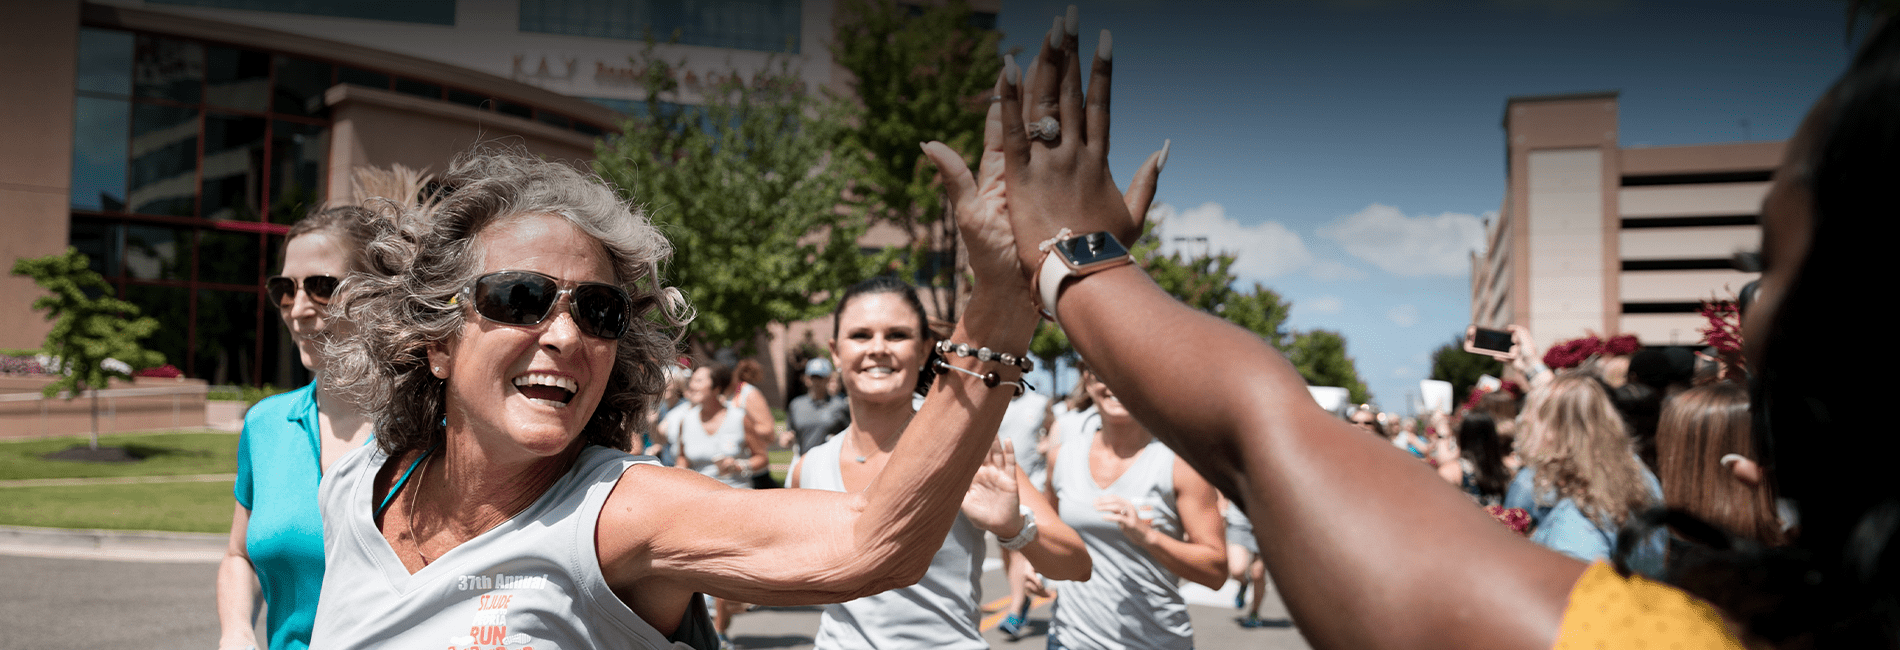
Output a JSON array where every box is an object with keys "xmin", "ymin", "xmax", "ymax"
[
  {"xmin": 71, "ymin": 27, "xmax": 334, "ymax": 386},
  {"xmin": 148, "ymin": 0, "xmax": 456, "ymax": 26},
  {"xmin": 520, "ymin": 0, "xmax": 803, "ymax": 53}
]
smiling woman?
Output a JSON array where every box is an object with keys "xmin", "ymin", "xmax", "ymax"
[{"xmin": 307, "ymin": 146, "xmax": 1043, "ymax": 649}]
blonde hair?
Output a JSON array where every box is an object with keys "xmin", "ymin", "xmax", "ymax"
[{"xmin": 1523, "ymin": 372, "xmax": 1656, "ymax": 530}]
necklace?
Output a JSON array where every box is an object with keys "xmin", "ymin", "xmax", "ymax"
[
  {"xmin": 406, "ymin": 450, "xmax": 435, "ymax": 566},
  {"xmin": 845, "ymin": 431, "xmax": 868, "ymax": 463}
]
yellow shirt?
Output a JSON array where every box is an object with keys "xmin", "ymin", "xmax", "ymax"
[{"xmin": 1555, "ymin": 561, "xmax": 1746, "ymax": 650}]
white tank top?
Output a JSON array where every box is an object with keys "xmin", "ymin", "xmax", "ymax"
[
  {"xmin": 673, "ymin": 402, "xmax": 752, "ymax": 489},
  {"xmin": 998, "ymin": 391, "xmax": 1052, "ymax": 489},
  {"xmin": 1047, "ymin": 415, "xmax": 1193, "ymax": 650},
  {"xmin": 310, "ymin": 444, "xmax": 692, "ymax": 649},
  {"xmin": 799, "ymin": 434, "xmax": 988, "ymax": 650}
]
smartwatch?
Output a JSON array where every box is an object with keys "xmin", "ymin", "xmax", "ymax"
[{"xmin": 1036, "ymin": 231, "xmax": 1134, "ymax": 322}]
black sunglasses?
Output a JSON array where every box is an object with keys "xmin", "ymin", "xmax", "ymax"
[
  {"xmin": 461, "ymin": 270, "xmax": 636, "ymax": 340},
  {"xmin": 267, "ymin": 275, "xmax": 340, "ymax": 308}
]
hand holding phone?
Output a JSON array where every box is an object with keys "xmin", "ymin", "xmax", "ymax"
[{"xmin": 1464, "ymin": 325, "xmax": 1517, "ymax": 360}]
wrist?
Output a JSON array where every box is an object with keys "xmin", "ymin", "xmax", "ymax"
[
  {"xmin": 997, "ymin": 505, "xmax": 1038, "ymax": 550},
  {"xmin": 954, "ymin": 289, "xmax": 1039, "ymax": 352},
  {"xmin": 993, "ymin": 514, "xmax": 1024, "ymax": 539}
]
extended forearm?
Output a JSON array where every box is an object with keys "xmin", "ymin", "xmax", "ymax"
[
  {"xmin": 1015, "ymin": 478, "xmax": 1090, "ymax": 581},
  {"xmin": 1139, "ymin": 533, "xmax": 1227, "ymax": 590}
]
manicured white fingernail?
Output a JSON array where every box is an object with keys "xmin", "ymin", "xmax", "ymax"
[
  {"xmin": 1049, "ymin": 17, "xmax": 1063, "ymax": 48},
  {"xmin": 1157, "ymin": 139, "xmax": 1171, "ymax": 172},
  {"xmin": 1720, "ymin": 453, "xmax": 1747, "ymax": 468},
  {"xmin": 1097, "ymin": 29, "xmax": 1112, "ymax": 61},
  {"xmin": 1065, "ymin": 5, "xmax": 1079, "ymax": 37},
  {"xmin": 1004, "ymin": 56, "xmax": 1020, "ymax": 86}
]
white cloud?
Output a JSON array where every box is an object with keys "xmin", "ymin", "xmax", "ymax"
[
  {"xmin": 1386, "ymin": 304, "xmax": 1420, "ymax": 328},
  {"xmin": 1150, "ymin": 202, "xmax": 1314, "ymax": 280},
  {"xmin": 1317, "ymin": 203, "xmax": 1489, "ymax": 276},
  {"xmin": 1305, "ymin": 296, "xmax": 1344, "ymax": 314}
]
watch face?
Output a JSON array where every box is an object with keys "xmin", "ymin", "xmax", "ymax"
[{"xmin": 1058, "ymin": 232, "xmax": 1130, "ymax": 266}]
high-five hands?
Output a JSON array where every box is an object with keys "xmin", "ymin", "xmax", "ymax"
[{"xmin": 923, "ymin": 5, "xmax": 1166, "ymax": 295}]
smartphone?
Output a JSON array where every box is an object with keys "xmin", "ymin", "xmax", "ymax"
[{"xmin": 1464, "ymin": 325, "xmax": 1516, "ymax": 360}]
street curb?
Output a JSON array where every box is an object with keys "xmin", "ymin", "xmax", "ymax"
[{"xmin": 0, "ymin": 524, "xmax": 225, "ymax": 563}]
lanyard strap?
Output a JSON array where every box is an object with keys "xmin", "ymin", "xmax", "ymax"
[{"xmin": 376, "ymin": 443, "xmax": 439, "ymax": 517}]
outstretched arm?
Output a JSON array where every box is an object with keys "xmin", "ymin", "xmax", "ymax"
[
  {"xmin": 596, "ymin": 59, "xmax": 1042, "ymax": 629},
  {"xmin": 990, "ymin": 11, "xmax": 1586, "ymax": 650}
]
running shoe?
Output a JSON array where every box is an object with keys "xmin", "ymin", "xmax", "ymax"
[
  {"xmin": 998, "ymin": 613, "xmax": 1027, "ymax": 641},
  {"xmin": 1239, "ymin": 614, "xmax": 1268, "ymax": 629},
  {"xmin": 1234, "ymin": 581, "xmax": 1248, "ymax": 610}
]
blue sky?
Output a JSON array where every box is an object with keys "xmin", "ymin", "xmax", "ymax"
[{"xmin": 997, "ymin": 0, "xmax": 1852, "ymax": 411}]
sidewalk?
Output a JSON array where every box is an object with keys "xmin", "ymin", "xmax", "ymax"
[
  {"xmin": 0, "ymin": 524, "xmax": 225, "ymax": 563},
  {"xmin": 0, "ymin": 473, "xmax": 236, "ymax": 488}
]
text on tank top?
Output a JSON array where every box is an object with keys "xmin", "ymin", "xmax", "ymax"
[{"xmin": 310, "ymin": 444, "xmax": 693, "ymax": 649}]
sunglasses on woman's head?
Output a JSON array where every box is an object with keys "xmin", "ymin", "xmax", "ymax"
[
  {"xmin": 267, "ymin": 275, "xmax": 340, "ymax": 308},
  {"xmin": 461, "ymin": 270, "xmax": 634, "ymax": 340}
]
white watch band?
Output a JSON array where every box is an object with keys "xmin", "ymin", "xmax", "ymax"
[
  {"xmin": 1038, "ymin": 251, "xmax": 1072, "ymax": 323},
  {"xmin": 998, "ymin": 505, "xmax": 1038, "ymax": 550}
]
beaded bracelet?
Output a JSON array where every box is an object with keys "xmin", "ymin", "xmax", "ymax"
[
  {"xmin": 932, "ymin": 358, "xmax": 1033, "ymax": 397},
  {"xmin": 935, "ymin": 340, "xmax": 1035, "ymax": 373}
]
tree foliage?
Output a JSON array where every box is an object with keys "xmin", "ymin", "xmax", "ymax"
[
  {"xmin": 1287, "ymin": 330, "xmax": 1371, "ymax": 404},
  {"xmin": 831, "ymin": 0, "xmax": 1004, "ymax": 319},
  {"xmin": 1132, "ymin": 224, "xmax": 1293, "ymax": 348},
  {"xmin": 12, "ymin": 248, "xmax": 165, "ymax": 447},
  {"xmin": 1430, "ymin": 337, "xmax": 1503, "ymax": 406},
  {"xmin": 594, "ymin": 47, "xmax": 874, "ymax": 354}
]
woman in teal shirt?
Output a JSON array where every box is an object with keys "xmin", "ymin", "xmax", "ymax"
[{"xmin": 216, "ymin": 206, "xmax": 377, "ymax": 650}]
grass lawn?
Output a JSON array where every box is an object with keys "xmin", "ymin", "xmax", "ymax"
[
  {"xmin": 0, "ymin": 431, "xmax": 239, "ymax": 480},
  {"xmin": 0, "ymin": 481, "xmax": 234, "ymax": 533},
  {"xmin": 0, "ymin": 433, "xmax": 795, "ymax": 533}
]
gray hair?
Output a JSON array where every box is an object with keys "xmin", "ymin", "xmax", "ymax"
[{"xmin": 324, "ymin": 149, "xmax": 691, "ymax": 456}]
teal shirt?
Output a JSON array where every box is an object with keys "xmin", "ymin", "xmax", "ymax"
[{"xmin": 233, "ymin": 384, "xmax": 328, "ymax": 650}]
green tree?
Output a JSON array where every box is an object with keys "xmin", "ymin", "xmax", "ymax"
[
  {"xmin": 1133, "ymin": 227, "xmax": 1293, "ymax": 347},
  {"xmin": 1430, "ymin": 337, "xmax": 1503, "ymax": 407},
  {"xmin": 12, "ymin": 248, "xmax": 165, "ymax": 449},
  {"xmin": 594, "ymin": 47, "xmax": 874, "ymax": 355},
  {"xmin": 1287, "ymin": 330, "xmax": 1371, "ymax": 404},
  {"xmin": 1028, "ymin": 321, "xmax": 1077, "ymax": 396},
  {"xmin": 832, "ymin": 0, "xmax": 1003, "ymax": 319}
]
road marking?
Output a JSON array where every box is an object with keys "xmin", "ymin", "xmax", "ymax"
[{"xmin": 979, "ymin": 595, "xmax": 1051, "ymax": 631}]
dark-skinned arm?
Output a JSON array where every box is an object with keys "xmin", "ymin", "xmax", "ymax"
[{"xmin": 990, "ymin": 9, "xmax": 1588, "ymax": 650}]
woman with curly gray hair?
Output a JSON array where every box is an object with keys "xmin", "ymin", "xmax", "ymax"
[{"xmin": 305, "ymin": 143, "xmax": 1041, "ymax": 649}]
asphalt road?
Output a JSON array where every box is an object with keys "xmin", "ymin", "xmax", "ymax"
[{"xmin": 0, "ymin": 544, "xmax": 1311, "ymax": 650}]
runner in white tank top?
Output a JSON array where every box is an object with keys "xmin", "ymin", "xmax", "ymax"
[
  {"xmin": 791, "ymin": 276, "xmax": 1090, "ymax": 649},
  {"xmin": 1044, "ymin": 371, "xmax": 1228, "ymax": 650}
]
